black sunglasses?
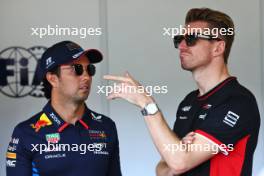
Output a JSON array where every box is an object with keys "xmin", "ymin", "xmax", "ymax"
[
  {"xmin": 70, "ymin": 64, "xmax": 96, "ymax": 76},
  {"xmin": 173, "ymin": 33, "xmax": 221, "ymax": 49}
]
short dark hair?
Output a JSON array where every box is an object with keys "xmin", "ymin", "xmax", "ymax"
[
  {"xmin": 185, "ymin": 8, "xmax": 235, "ymax": 63},
  {"xmin": 41, "ymin": 66, "xmax": 60, "ymax": 99}
]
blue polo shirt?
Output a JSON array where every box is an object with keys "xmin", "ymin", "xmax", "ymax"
[{"xmin": 6, "ymin": 102, "xmax": 122, "ymax": 176}]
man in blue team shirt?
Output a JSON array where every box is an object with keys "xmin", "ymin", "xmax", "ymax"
[{"xmin": 6, "ymin": 41, "xmax": 122, "ymax": 176}]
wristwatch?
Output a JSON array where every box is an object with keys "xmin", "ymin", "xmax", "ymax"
[{"xmin": 141, "ymin": 103, "xmax": 159, "ymax": 116}]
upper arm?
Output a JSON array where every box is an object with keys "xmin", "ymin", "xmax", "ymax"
[
  {"xmin": 6, "ymin": 126, "xmax": 32, "ymax": 176},
  {"xmin": 107, "ymin": 122, "xmax": 122, "ymax": 176}
]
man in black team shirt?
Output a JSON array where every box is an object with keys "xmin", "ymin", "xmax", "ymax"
[{"xmin": 103, "ymin": 8, "xmax": 260, "ymax": 176}]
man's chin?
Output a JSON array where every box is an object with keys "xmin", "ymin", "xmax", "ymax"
[
  {"xmin": 75, "ymin": 93, "xmax": 90, "ymax": 103},
  {"xmin": 181, "ymin": 64, "xmax": 193, "ymax": 71},
  {"xmin": 81, "ymin": 94, "xmax": 89, "ymax": 101}
]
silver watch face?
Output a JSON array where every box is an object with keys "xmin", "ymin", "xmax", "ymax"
[{"xmin": 146, "ymin": 103, "xmax": 158, "ymax": 114}]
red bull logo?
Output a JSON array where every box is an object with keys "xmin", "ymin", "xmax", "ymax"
[{"xmin": 31, "ymin": 113, "xmax": 52, "ymax": 132}]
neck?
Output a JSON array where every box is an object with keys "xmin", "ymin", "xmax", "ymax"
[
  {"xmin": 192, "ymin": 60, "xmax": 230, "ymax": 96},
  {"xmin": 51, "ymin": 96, "xmax": 85, "ymax": 125}
]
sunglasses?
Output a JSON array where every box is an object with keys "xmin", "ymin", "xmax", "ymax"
[
  {"xmin": 173, "ymin": 33, "xmax": 221, "ymax": 48},
  {"xmin": 62, "ymin": 64, "xmax": 96, "ymax": 76}
]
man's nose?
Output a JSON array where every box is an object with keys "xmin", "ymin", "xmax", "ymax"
[
  {"xmin": 178, "ymin": 39, "xmax": 188, "ymax": 50},
  {"xmin": 82, "ymin": 67, "xmax": 92, "ymax": 80}
]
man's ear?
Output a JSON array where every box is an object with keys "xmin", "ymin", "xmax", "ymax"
[
  {"xmin": 46, "ymin": 72, "xmax": 59, "ymax": 88},
  {"xmin": 212, "ymin": 40, "xmax": 225, "ymax": 58}
]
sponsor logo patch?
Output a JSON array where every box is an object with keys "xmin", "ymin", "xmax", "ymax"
[
  {"xmin": 89, "ymin": 130, "xmax": 107, "ymax": 140},
  {"xmin": 46, "ymin": 57, "xmax": 55, "ymax": 69},
  {"xmin": 223, "ymin": 111, "xmax": 239, "ymax": 127},
  {"xmin": 45, "ymin": 153, "xmax": 66, "ymax": 160},
  {"xmin": 10, "ymin": 138, "xmax": 19, "ymax": 145},
  {"xmin": 72, "ymin": 51, "xmax": 83, "ymax": 59},
  {"xmin": 49, "ymin": 112, "xmax": 61, "ymax": 125},
  {"xmin": 46, "ymin": 133, "xmax": 60, "ymax": 143},
  {"xmin": 91, "ymin": 113, "xmax": 102, "ymax": 122},
  {"xmin": 6, "ymin": 152, "xmax": 16, "ymax": 159},
  {"xmin": 181, "ymin": 106, "xmax": 192, "ymax": 112},
  {"xmin": 179, "ymin": 116, "xmax": 188, "ymax": 120},
  {"xmin": 6, "ymin": 160, "xmax": 16, "ymax": 167},
  {"xmin": 31, "ymin": 113, "xmax": 52, "ymax": 132},
  {"xmin": 7, "ymin": 145, "xmax": 17, "ymax": 152},
  {"xmin": 202, "ymin": 104, "xmax": 212, "ymax": 110},
  {"xmin": 198, "ymin": 113, "xmax": 207, "ymax": 120}
]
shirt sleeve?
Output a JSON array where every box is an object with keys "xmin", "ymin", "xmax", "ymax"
[
  {"xmin": 107, "ymin": 122, "xmax": 122, "ymax": 176},
  {"xmin": 6, "ymin": 125, "xmax": 32, "ymax": 176},
  {"xmin": 194, "ymin": 96, "xmax": 258, "ymax": 155}
]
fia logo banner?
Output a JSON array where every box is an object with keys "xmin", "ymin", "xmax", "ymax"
[{"xmin": 0, "ymin": 46, "xmax": 47, "ymax": 98}]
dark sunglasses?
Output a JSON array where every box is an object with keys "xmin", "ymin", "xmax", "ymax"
[
  {"xmin": 173, "ymin": 33, "xmax": 221, "ymax": 48},
  {"xmin": 70, "ymin": 64, "xmax": 96, "ymax": 76}
]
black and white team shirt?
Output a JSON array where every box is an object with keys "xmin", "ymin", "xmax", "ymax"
[{"xmin": 173, "ymin": 77, "xmax": 260, "ymax": 176}]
